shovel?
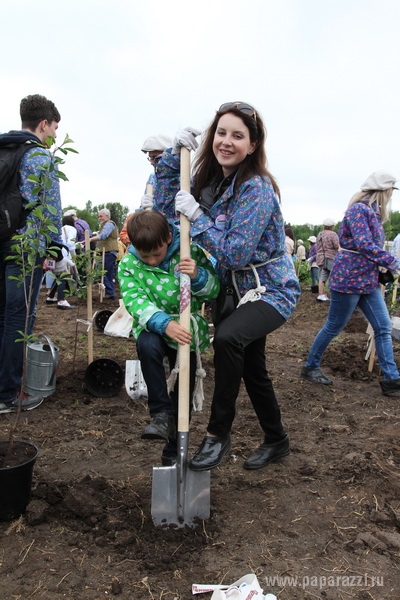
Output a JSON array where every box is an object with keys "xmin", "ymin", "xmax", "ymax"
[{"xmin": 151, "ymin": 147, "xmax": 211, "ymax": 527}]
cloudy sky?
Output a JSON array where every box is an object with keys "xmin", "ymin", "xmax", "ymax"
[{"xmin": 2, "ymin": 0, "xmax": 399, "ymax": 225}]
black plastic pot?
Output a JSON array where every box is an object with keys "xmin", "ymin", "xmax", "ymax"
[
  {"xmin": 85, "ymin": 358, "xmax": 124, "ymax": 397},
  {"xmin": 95, "ymin": 310, "xmax": 113, "ymax": 332},
  {"xmin": 0, "ymin": 441, "xmax": 38, "ymax": 521}
]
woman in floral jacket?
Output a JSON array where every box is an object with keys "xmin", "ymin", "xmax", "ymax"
[
  {"xmin": 301, "ymin": 171, "xmax": 400, "ymax": 396},
  {"xmin": 154, "ymin": 102, "xmax": 300, "ymax": 472}
]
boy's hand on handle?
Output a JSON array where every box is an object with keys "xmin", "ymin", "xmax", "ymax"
[
  {"xmin": 178, "ymin": 256, "xmax": 198, "ymax": 279},
  {"xmin": 175, "ymin": 190, "xmax": 203, "ymax": 222},
  {"xmin": 165, "ymin": 320, "xmax": 192, "ymax": 345},
  {"xmin": 172, "ymin": 127, "xmax": 201, "ymax": 154}
]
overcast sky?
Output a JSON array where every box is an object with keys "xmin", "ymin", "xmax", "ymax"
[{"xmin": 2, "ymin": 0, "xmax": 399, "ymax": 226}]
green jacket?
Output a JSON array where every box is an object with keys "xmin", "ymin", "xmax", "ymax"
[{"xmin": 118, "ymin": 228, "xmax": 219, "ymax": 351}]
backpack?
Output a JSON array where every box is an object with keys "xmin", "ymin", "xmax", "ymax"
[{"xmin": 0, "ymin": 140, "xmax": 39, "ymax": 241}]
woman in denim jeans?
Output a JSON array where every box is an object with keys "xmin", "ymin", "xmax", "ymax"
[{"xmin": 301, "ymin": 171, "xmax": 400, "ymax": 396}]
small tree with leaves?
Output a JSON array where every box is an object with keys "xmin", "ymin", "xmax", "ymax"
[{"xmin": 5, "ymin": 134, "xmax": 77, "ymax": 445}]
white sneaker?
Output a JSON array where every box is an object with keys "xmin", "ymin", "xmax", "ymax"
[
  {"xmin": 57, "ymin": 300, "xmax": 76, "ymax": 310},
  {"xmin": 317, "ymin": 294, "xmax": 329, "ymax": 302}
]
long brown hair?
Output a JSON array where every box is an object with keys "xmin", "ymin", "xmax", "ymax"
[{"xmin": 192, "ymin": 104, "xmax": 280, "ymax": 200}]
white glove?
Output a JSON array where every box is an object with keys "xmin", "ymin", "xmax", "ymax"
[
  {"xmin": 175, "ymin": 190, "xmax": 203, "ymax": 222},
  {"xmin": 53, "ymin": 258, "xmax": 69, "ymax": 274},
  {"xmin": 172, "ymin": 127, "xmax": 201, "ymax": 155},
  {"xmin": 140, "ymin": 194, "xmax": 154, "ymax": 209}
]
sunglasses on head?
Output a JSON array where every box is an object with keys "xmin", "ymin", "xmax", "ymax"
[{"xmin": 218, "ymin": 102, "xmax": 257, "ymax": 120}]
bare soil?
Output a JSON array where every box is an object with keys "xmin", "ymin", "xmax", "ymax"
[{"xmin": 1, "ymin": 285, "xmax": 400, "ymax": 600}]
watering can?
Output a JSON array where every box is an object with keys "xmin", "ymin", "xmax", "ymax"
[{"xmin": 24, "ymin": 334, "xmax": 59, "ymax": 398}]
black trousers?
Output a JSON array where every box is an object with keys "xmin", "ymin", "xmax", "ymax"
[{"xmin": 208, "ymin": 300, "xmax": 286, "ymax": 442}]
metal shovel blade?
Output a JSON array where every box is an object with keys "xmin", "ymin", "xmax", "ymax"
[
  {"xmin": 151, "ymin": 465, "xmax": 210, "ymax": 527},
  {"xmin": 151, "ymin": 432, "xmax": 210, "ymax": 527}
]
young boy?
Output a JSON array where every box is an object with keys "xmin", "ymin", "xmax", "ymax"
[{"xmin": 118, "ymin": 210, "xmax": 219, "ymax": 465}]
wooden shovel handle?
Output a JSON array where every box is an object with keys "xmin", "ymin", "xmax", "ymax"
[{"xmin": 178, "ymin": 147, "xmax": 191, "ymax": 433}]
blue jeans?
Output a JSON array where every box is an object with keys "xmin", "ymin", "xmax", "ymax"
[
  {"xmin": 136, "ymin": 330, "xmax": 196, "ymax": 417},
  {"xmin": 306, "ymin": 288, "xmax": 399, "ymax": 380},
  {"xmin": 310, "ymin": 266, "xmax": 319, "ymax": 286},
  {"xmin": 0, "ymin": 240, "xmax": 44, "ymax": 400},
  {"xmin": 137, "ymin": 330, "xmax": 196, "ymax": 458},
  {"xmin": 104, "ymin": 251, "xmax": 116, "ymax": 297}
]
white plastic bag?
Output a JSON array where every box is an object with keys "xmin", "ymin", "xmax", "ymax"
[
  {"xmin": 392, "ymin": 316, "xmax": 400, "ymax": 341},
  {"xmin": 125, "ymin": 359, "xmax": 148, "ymax": 400},
  {"xmin": 104, "ymin": 300, "xmax": 133, "ymax": 338},
  {"xmin": 192, "ymin": 574, "xmax": 268, "ymax": 599}
]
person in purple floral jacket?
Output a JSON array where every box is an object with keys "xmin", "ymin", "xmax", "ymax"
[
  {"xmin": 301, "ymin": 171, "xmax": 400, "ymax": 396},
  {"xmin": 154, "ymin": 102, "xmax": 301, "ymax": 472}
]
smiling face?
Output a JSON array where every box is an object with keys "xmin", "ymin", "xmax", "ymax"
[{"xmin": 212, "ymin": 112, "xmax": 256, "ymax": 177}]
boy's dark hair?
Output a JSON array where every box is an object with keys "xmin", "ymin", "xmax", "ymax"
[
  {"xmin": 20, "ymin": 94, "xmax": 61, "ymax": 130},
  {"xmin": 127, "ymin": 210, "xmax": 171, "ymax": 253}
]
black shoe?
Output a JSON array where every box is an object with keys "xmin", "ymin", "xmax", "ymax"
[
  {"xmin": 188, "ymin": 435, "xmax": 231, "ymax": 471},
  {"xmin": 380, "ymin": 378, "xmax": 400, "ymax": 396},
  {"xmin": 105, "ymin": 295, "xmax": 115, "ymax": 300},
  {"xmin": 161, "ymin": 454, "xmax": 177, "ymax": 466},
  {"xmin": 244, "ymin": 435, "xmax": 290, "ymax": 470},
  {"xmin": 141, "ymin": 412, "xmax": 171, "ymax": 441},
  {"xmin": 300, "ymin": 366, "xmax": 333, "ymax": 385}
]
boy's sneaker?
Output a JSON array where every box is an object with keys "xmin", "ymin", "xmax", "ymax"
[
  {"xmin": 0, "ymin": 394, "xmax": 44, "ymax": 414},
  {"xmin": 141, "ymin": 412, "xmax": 171, "ymax": 440},
  {"xmin": 317, "ymin": 294, "xmax": 329, "ymax": 302}
]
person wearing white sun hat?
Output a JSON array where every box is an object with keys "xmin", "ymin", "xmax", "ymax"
[{"xmin": 301, "ymin": 171, "xmax": 400, "ymax": 396}]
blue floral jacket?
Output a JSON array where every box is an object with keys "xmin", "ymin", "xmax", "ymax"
[{"xmin": 154, "ymin": 150, "xmax": 300, "ymax": 321}]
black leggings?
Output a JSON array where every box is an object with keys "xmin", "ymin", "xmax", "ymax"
[{"xmin": 208, "ymin": 300, "xmax": 286, "ymax": 442}]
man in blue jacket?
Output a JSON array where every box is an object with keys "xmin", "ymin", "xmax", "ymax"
[{"xmin": 0, "ymin": 94, "xmax": 64, "ymax": 414}]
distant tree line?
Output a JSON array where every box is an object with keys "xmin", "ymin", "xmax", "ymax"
[{"xmin": 63, "ymin": 201, "xmax": 400, "ymax": 242}]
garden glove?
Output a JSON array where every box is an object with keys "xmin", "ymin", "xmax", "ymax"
[
  {"xmin": 172, "ymin": 127, "xmax": 201, "ymax": 155},
  {"xmin": 175, "ymin": 190, "xmax": 203, "ymax": 222},
  {"xmin": 140, "ymin": 194, "xmax": 154, "ymax": 209}
]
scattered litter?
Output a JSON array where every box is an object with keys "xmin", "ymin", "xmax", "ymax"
[
  {"xmin": 192, "ymin": 574, "xmax": 276, "ymax": 600},
  {"xmin": 391, "ymin": 316, "xmax": 400, "ymax": 340}
]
